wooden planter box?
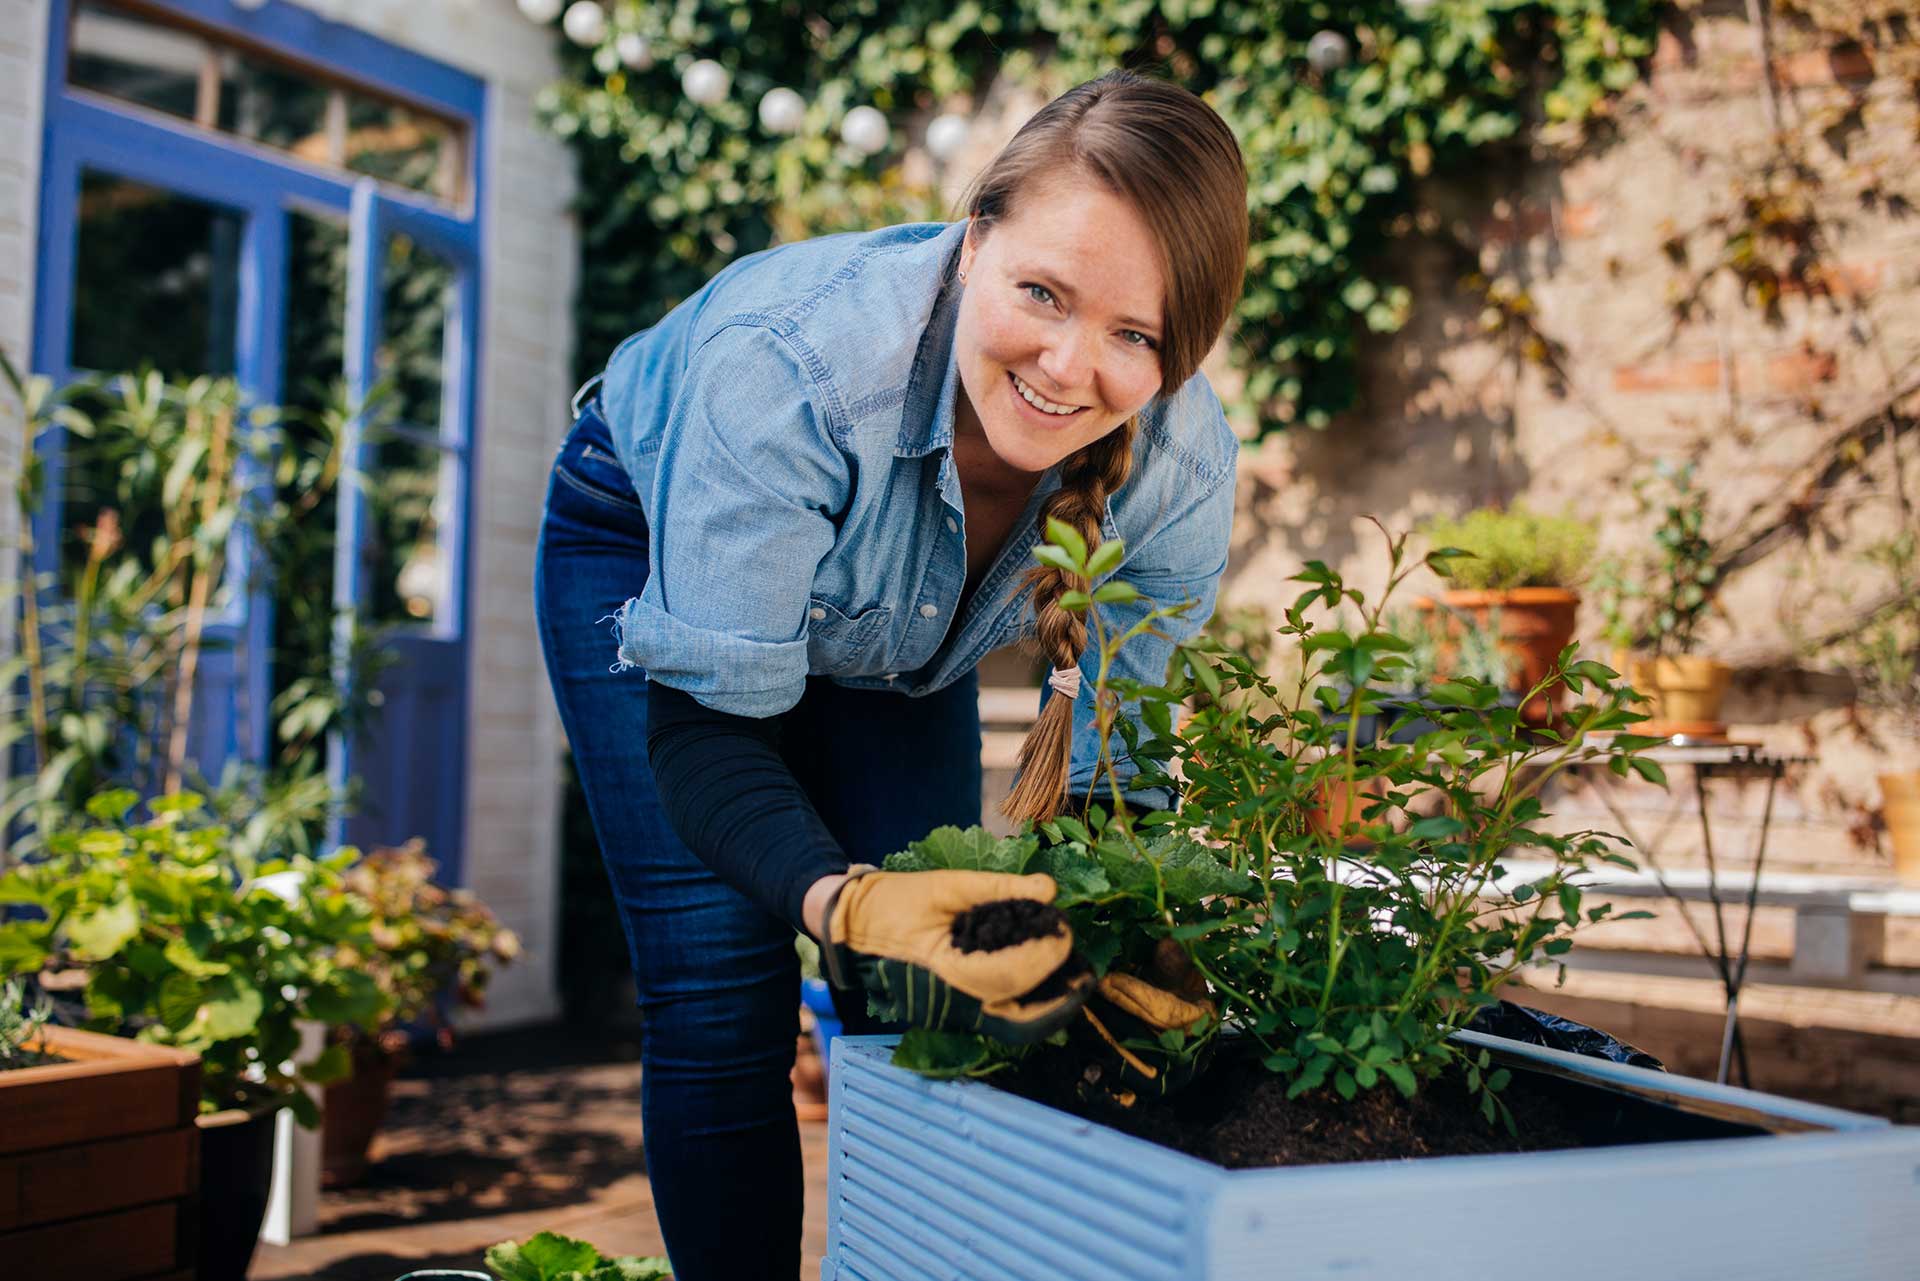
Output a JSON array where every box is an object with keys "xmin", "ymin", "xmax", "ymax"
[
  {"xmin": 1, "ymin": 1026, "xmax": 202, "ymax": 1281},
  {"xmin": 825, "ymin": 1032, "xmax": 1920, "ymax": 1280}
]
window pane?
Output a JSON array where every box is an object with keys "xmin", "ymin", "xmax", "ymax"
[
  {"xmin": 218, "ymin": 50, "xmax": 332, "ymax": 158},
  {"xmin": 378, "ymin": 232, "xmax": 452, "ymax": 433},
  {"xmin": 72, "ymin": 172, "xmax": 241, "ymax": 380},
  {"xmin": 346, "ymin": 93, "xmax": 459, "ymax": 201},
  {"xmin": 69, "ymin": 1, "xmax": 206, "ymax": 124},
  {"xmin": 365, "ymin": 431, "xmax": 452, "ymax": 628}
]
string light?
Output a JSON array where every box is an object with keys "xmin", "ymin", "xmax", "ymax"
[{"xmin": 682, "ymin": 59, "xmax": 731, "ymax": 106}]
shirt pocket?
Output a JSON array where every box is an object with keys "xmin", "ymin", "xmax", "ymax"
[{"xmin": 804, "ymin": 596, "xmax": 891, "ymax": 675}]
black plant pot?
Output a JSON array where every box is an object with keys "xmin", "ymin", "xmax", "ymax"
[{"xmin": 196, "ymin": 1106, "xmax": 279, "ymax": 1281}]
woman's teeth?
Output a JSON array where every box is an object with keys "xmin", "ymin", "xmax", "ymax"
[{"xmin": 1011, "ymin": 372, "xmax": 1083, "ymax": 416}]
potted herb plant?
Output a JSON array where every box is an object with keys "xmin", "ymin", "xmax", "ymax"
[
  {"xmin": 1604, "ymin": 460, "xmax": 1732, "ymax": 737},
  {"xmin": 821, "ymin": 523, "xmax": 1919, "ymax": 1280},
  {"xmin": 0, "ymin": 976, "xmax": 205, "ymax": 1278},
  {"xmin": 320, "ymin": 838, "xmax": 521, "ymax": 1187},
  {"xmin": 0, "ymin": 790, "xmax": 389, "ymax": 1281},
  {"xmin": 1416, "ymin": 504, "xmax": 1595, "ymax": 722}
]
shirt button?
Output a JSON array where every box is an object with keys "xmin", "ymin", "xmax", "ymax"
[
  {"xmin": 809, "ymin": 607, "xmax": 826, "ymax": 620},
  {"xmin": 919, "ymin": 603, "xmax": 938, "ymax": 618},
  {"xmin": 945, "ymin": 516, "xmax": 958, "ymax": 533}
]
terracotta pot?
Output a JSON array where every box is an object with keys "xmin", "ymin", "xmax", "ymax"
[
  {"xmin": 1627, "ymin": 654, "xmax": 1732, "ymax": 736},
  {"xmin": 1307, "ymin": 775, "xmax": 1385, "ymax": 842},
  {"xmin": 321, "ymin": 1039, "xmax": 404, "ymax": 1189},
  {"xmin": 1881, "ymin": 770, "xmax": 1920, "ymax": 887},
  {"xmin": 196, "ymin": 1105, "xmax": 279, "ymax": 1281},
  {"xmin": 1424, "ymin": 588, "xmax": 1580, "ymax": 724}
]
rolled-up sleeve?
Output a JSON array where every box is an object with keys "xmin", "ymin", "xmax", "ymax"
[{"xmin": 610, "ymin": 323, "xmax": 846, "ymax": 717}]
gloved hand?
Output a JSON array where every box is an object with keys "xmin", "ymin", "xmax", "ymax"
[
  {"xmin": 1078, "ymin": 941, "xmax": 1218, "ymax": 1105},
  {"xmin": 821, "ymin": 866, "xmax": 1092, "ymax": 1044}
]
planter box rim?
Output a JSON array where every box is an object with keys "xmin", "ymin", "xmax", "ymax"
[{"xmin": 8, "ymin": 1026, "xmax": 200, "ymax": 1086}]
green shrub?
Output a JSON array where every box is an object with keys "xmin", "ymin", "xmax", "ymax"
[{"xmin": 1420, "ymin": 505, "xmax": 1597, "ymax": 591}]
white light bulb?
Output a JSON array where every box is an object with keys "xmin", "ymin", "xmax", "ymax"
[
  {"xmin": 758, "ymin": 87, "xmax": 806, "ymax": 135},
  {"xmin": 682, "ymin": 59, "xmax": 730, "ymax": 106},
  {"xmin": 517, "ymin": 0, "xmax": 563, "ymax": 23},
  {"xmin": 841, "ymin": 105, "xmax": 890, "ymax": 156},
  {"xmin": 1307, "ymin": 30, "xmax": 1351, "ymax": 73},
  {"xmin": 562, "ymin": 0, "xmax": 607, "ymax": 46},
  {"xmin": 615, "ymin": 32, "xmax": 653, "ymax": 70},
  {"xmin": 925, "ymin": 112, "xmax": 969, "ymax": 162}
]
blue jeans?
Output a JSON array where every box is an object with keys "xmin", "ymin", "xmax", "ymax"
[{"xmin": 533, "ymin": 397, "xmax": 983, "ymax": 1280}]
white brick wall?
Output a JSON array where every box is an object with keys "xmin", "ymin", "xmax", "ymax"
[{"xmin": 0, "ymin": 0, "xmax": 578, "ymax": 1027}]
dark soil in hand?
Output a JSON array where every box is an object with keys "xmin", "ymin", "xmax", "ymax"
[
  {"xmin": 950, "ymin": 898, "xmax": 1067, "ymax": 952},
  {"xmin": 999, "ymin": 1041, "xmax": 1761, "ymax": 1169}
]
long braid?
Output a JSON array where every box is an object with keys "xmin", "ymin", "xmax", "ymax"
[{"xmin": 1001, "ymin": 417, "xmax": 1138, "ymax": 824}]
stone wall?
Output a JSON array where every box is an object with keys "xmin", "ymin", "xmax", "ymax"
[{"xmin": 1216, "ymin": 3, "xmax": 1920, "ymax": 878}]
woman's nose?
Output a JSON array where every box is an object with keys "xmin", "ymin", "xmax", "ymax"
[{"xmin": 1036, "ymin": 327, "xmax": 1094, "ymax": 399}]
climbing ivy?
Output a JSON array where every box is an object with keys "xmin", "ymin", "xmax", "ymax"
[{"xmin": 538, "ymin": 0, "xmax": 1658, "ymax": 434}]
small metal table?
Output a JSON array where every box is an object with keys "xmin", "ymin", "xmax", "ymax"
[{"xmin": 1568, "ymin": 739, "xmax": 1813, "ymax": 1087}]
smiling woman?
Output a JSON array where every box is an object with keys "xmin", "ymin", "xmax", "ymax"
[{"xmin": 532, "ymin": 68, "xmax": 1248, "ymax": 1281}]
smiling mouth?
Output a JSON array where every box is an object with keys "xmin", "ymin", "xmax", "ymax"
[{"xmin": 1008, "ymin": 371, "xmax": 1087, "ymax": 419}]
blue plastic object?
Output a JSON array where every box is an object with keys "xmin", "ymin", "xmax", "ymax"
[{"xmin": 801, "ymin": 977, "xmax": 842, "ymax": 1066}]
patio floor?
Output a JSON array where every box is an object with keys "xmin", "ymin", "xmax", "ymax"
[{"xmin": 252, "ymin": 1022, "xmax": 831, "ymax": 1281}]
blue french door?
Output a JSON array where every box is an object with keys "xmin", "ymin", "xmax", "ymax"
[
  {"xmin": 33, "ymin": 0, "xmax": 486, "ymax": 878},
  {"xmin": 331, "ymin": 181, "xmax": 477, "ymax": 864}
]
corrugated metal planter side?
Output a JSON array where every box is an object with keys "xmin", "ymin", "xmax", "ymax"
[{"xmin": 824, "ymin": 1033, "xmax": 1920, "ymax": 1281}]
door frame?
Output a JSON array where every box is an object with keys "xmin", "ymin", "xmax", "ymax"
[{"xmin": 31, "ymin": 0, "xmax": 487, "ymax": 879}]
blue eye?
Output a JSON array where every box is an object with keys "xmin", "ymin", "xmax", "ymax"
[
  {"xmin": 1122, "ymin": 330, "xmax": 1158, "ymax": 350},
  {"xmin": 1022, "ymin": 283, "xmax": 1056, "ymax": 306}
]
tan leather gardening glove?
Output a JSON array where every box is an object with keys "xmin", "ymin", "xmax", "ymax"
[
  {"xmin": 822, "ymin": 867, "xmax": 1092, "ymax": 1043},
  {"xmin": 1079, "ymin": 941, "xmax": 1219, "ymax": 1104}
]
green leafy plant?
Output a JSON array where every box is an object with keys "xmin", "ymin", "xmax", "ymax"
[
  {"xmin": 0, "ymin": 976, "xmax": 55, "ymax": 1071},
  {"xmin": 542, "ymin": 0, "xmax": 1656, "ymax": 433},
  {"xmin": 333, "ymin": 838, "xmax": 522, "ymax": 1052},
  {"xmin": 0, "ymin": 790, "xmax": 390, "ymax": 1122},
  {"xmin": 1592, "ymin": 460, "xmax": 1720, "ymax": 658},
  {"xmin": 1843, "ymin": 533, "xmax": 1919, "ymax": 724},
  {"xmin": 0, "ymin": 350, "xmax": 397, "ymax": 857},
  {"xmin": 889, "ymin": 519, "xmax": 1656, "ymax": 1125},
  {"xmin": 1418, "ymin": 505, "xmax": 1597, "ymax": 591},
  {"xmin": 485, "ymin": 1231, "xmax": 670, "ymax": 1281}
]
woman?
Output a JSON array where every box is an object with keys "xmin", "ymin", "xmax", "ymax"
[{"xmin": 534, "ymin": 69, "xmax": 1248, "ymax": 1278}]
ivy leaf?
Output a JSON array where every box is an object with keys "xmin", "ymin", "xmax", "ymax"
[{"xmin": 188, "ymin": 976, "xmax": 264, "ymax": 1044}]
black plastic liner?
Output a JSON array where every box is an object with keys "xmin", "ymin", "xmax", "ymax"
[{"xmin": 1467, "ymin": 999, "xmax": 1667, "ymax": 1071}]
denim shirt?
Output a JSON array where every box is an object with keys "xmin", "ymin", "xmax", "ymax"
[{"xmin": 597, "ymin": 219, "xmax": 1237, "ymax": 797}]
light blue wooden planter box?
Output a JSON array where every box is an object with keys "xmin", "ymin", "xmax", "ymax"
[{"xmin": 824, "ymin": 1032, "xmax": 1920, "ymax": 1280}]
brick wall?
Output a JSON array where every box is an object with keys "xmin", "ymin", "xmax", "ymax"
[
  {"xmin": 0, "ymin": 0, "xmax": 577, "ymax": 1027},
  {"xmin": 1216, "ymin": 5, "xmax": 1920, "ymax": 879}
]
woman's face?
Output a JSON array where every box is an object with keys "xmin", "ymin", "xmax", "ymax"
[{"xmin": 954, "ymin": 175, "xmax": 1167, "ymax": 477}]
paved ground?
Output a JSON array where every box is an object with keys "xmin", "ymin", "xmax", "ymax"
[{"xmin": 253, "ymin": 1023, "xmax": 830, "ymax": 1281}]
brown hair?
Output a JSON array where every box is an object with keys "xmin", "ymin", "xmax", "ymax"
[{"xmin": 959, "ymin": 70, "xmax": 1249, "ymax": 824}]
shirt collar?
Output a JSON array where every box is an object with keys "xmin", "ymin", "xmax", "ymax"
[{"xmin": 895, "ymin": 220, "xmax": 969, "ymax": 459}]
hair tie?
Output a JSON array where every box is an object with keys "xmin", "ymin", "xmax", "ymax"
[{"xmin": 1048, "ymin": 665, "xmax": 1082, "ymax": 701}]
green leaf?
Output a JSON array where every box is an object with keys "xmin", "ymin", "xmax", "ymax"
[
  {"xmin": 67, "ymin": 898, "xmax": 141, "ymax": 960},
  {"xmin": 1044, "ymin": 518, "xmax": 1088, "ymax": 568},
  {"xmin": 891, "ymin": 1028, "xmax": 990, "ymax": 1078},
  {"xmin": 1086, "ymin": 539, "xmax": 1124, "ymax": 578},
  {"xmin": 487, "ymin": 1232, "xmax": 603, "ymax": 1281},
  {"xmin": 163, "ymin": 935, "xmax": 231, "ymax": 979},
  {"xmin": 300, "ymin": 1042, "xmax": 354, "ymax": 1086},
  {"xmin": 190, "ymin": 976, "xmax": 264, "ymax": 1043},
  {"xmin": 156, "ymin": 973, "xmax": 204, "ymax": 1032},
  {"xmin": 594, "ymin": 1258, "xmax": 674, "ymax": 1281},
  {"xmin": 1032, "ymin": 544, "xmax": 1078, "ymax": 575},
  {"xmin": 0, "ymin": 926, "xmax": 50, "ymax": 977},
  {"xmin": 1382, "ymin": 1061, "xmax": 1418, "ymax": 1098},
  {"xmin": 1092, "ymin": 580, "xmax": 1141, "ymax": 605},
  {"xmin": 1148, "ymin": 834, "xmax": 1254, "ymax": 901},
  {"xmin": 889, "ymin": 826, "xmax": 1036, "ymax": 875},
  {"xmin": 1028, "ymin": 844, "xmax": 1111, "ymax": 907},
  {"xmin": 1058, "ymin": 590, "xmax": 1092, "ymax": 611},
  {"xmin": 305, "ymin": 969, "xmax": 387, "ymax": 1027}
]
